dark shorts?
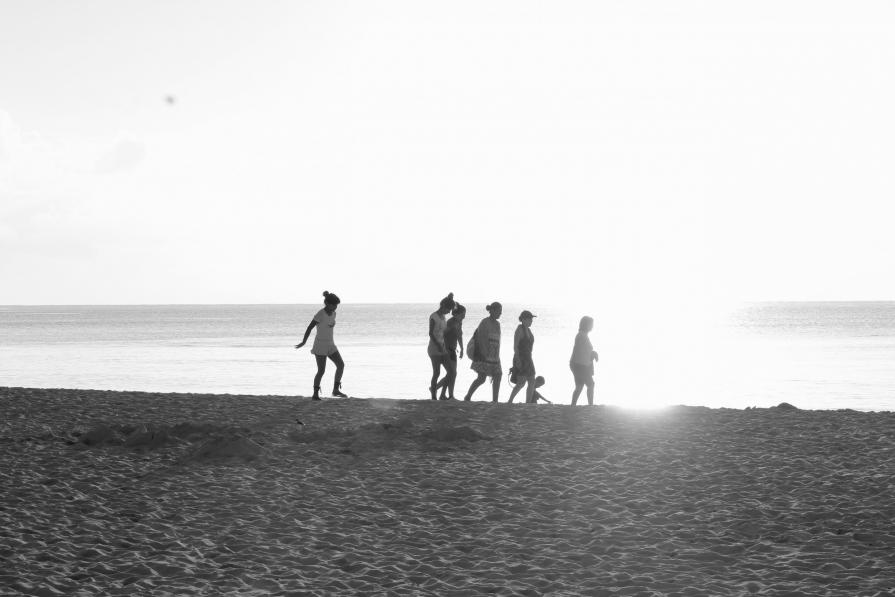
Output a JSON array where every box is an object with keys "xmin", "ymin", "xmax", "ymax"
[
  {"xmin": 570, "ymin": 362, "xmax": 594, "ymax": 386},
  {"xmin": 430, "ymin": 353, "xmax": 451, "ymax": 367}
]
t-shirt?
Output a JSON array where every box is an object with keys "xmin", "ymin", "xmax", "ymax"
[
  {"xmin": 570, "ymin": 331, "xmax": 593, "ymax": 366},
  {"xmin": 428, "ymin": 311, "xmax": 447, "ymax": 357},
  {"xmin": 311, "ymin": 308, "xmax": 337, "ymax": 355}
]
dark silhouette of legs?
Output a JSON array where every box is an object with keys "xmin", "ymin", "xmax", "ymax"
[
  {"xmin": 572, "ymin": 378, "xmax": 594, "ymax": 406},
  {"xmin": 508, "ymin": 377, "xmax": 526, "ymax": 403},
  {"xmin": 524, "ymin": 376, "xmax": 536, "ymax": 403},
  {"xmin": 313, "ymin": 355, "xmax": 327, "ymax": 400},
  {"xmin": 437, "ymin": 357, "xmax": 457, "ymax": 399},
  {"xmin": 464, "ymin": 373, "xmax": 487, "ymax": 401},
  {"xmin": 571, "ymin": 382, "xmax": 584, "ymax": 406},
  {"xmin": 429, "ymin": 356, "xmax": 443, "ymax": 400},
  {"xmin": 329, "ymin": 351, "xmax": 346, "ymax": 396}
]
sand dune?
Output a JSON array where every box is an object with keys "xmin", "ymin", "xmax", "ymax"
[{"xmin": 2, "ymin": 386, "xmax": 895, "ymax": 596}]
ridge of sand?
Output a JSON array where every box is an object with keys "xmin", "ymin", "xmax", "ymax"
[{"xmin": 2, "ymin": 387, "xmax": 895, "ymax": 596}]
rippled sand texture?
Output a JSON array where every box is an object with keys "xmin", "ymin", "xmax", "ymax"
[{"xmin": 3, "ymin": 387, "xmax": 895, "ymax": 596}]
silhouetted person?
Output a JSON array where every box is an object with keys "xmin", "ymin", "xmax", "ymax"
[
  {"xmin": 532, "ymin": 376, "xmax": 551, "ymax": 404},
  {"xmin": 464, "ymin": 302, "xmax": 503, "ymax": 403},
  {"xmin": 570, "ymin": 316, "xmax": 598, "ymax": 406},
  {"xmin": 295, "ymin": 291, "xmax": 348, "ymax": 400},
  {"xmin": 436, "ymin": 302, "xmax": 466, "ymax": 400},
  {"xmin": 428, "ymin": 293, "xmax": 455, "ymax": 400},
  {"xmin": 507, "ymin": 310, "xmax": 537, "ymax": 404}
]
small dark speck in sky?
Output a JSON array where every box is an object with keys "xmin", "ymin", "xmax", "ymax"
[{"xmin": 165, "ymin": 95, "xmax": 176, "ymax": 105}]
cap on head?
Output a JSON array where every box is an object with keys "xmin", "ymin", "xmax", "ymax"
[{"xmin": 519, "ymin": 310, "xmax": 537, "ymax": 321}]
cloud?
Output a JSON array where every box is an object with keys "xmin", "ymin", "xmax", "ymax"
[{"xmin": 95, "ymin": 137, "xmax": 146, "ymax": 174}]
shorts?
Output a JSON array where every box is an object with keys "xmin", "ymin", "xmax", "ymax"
[
  {"xmin": 430, "ymin": 353, "xmax": 450, "ymax": 366},
  {"xmin": 570, "ymin": 362, "xmax": 594, "ymax": 386}
]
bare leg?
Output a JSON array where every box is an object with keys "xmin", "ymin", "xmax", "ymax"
[
  {"xmin": 585, "ymin": 378, "xmax": 595, "ymax": 406},
  {"xmin": 524, "ymin": 376, "xmax": 536, "ymax": 404},
  {"xmin": 464, "ymin": 373, "xmax": 487, "ymax": 401},
  {"xmin": 330, "ymin": 352, "xmax": 346, "ymax": 397},
  {"xmin": 313, "ymin": 355, "xmax": 327, "ymax": 400},
  {"xmin": 429, "ymin": 357, "xmax": 442, "ymax": 400},
  {"xmin": 571, "ymin": 382, "xmax": 584, "ymax": 406},
  {"xmin": 438, "ymin": 358, "xmax": 457, "ymax": 399},
  {"xmin": 507, "ymin": 378, "xmax": 526, "ymax": 403},
  {"xmin": 491, "ymin": 374, "xmax": 502, "ymax": 403}
]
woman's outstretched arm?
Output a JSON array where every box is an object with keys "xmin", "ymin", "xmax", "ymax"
[{"xmin": 295, "ymin": 320, "xmax": 318, "ymax": 349}]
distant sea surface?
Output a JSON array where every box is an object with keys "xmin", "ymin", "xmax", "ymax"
[{"xmin": 2, "ymin": 302, "xmax": 894, "ymax": 411}]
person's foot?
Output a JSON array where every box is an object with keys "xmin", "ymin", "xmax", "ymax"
[{"xmin": 312, "ymin": 387, "xmax": 321, "ymax": 401}]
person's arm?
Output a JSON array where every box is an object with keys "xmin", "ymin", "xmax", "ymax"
[
  {"xmin": 430, "ymin": 316, "xmax": 447, "ymax": 353},
  {"xmin": 518, "ymin": 327, "xmax": 534, "ymax": 361},
  {"xmin": 572, "ymin": 333, "xmax": 587, "ymax": 363},
  {"xmin": 475, "ymin": 321, "xmax": 489, "ymax": 359},
  {"xmin": 295, "ymin": 319, "xmax": 318, "ymax": 349},
  {"xmin": 513, "ymin": 325, "xmax": 523, "ymax": 355},
  {"xmin": 458, "ymin": 326, "xmax": 464, "ymax": 359}
]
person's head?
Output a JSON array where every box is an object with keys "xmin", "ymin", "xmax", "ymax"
[
  {"xmin": 486, "ymin": 302, "xmax": 503, "ymax": 320},
  {"xmin": 439, "ymin": 292, "xmax": 455, "ymax": 314},
  {"xmin": 323, "ymin": 290, "xmax": 341, "ymax": 312},
  {"xmin": 452, "ymin": 303, "xmax": 466, "ymax": 320},
  {"xmin": 519, "ymin": 310, "xmax": 537, "ymax": 327},
  {"xmin": 535, "ymin": 375, "xmax": 545, "ymax": 388},
  {"xmin": 579, "ymin": 315, "xmax": 594, "ymax": 333}
]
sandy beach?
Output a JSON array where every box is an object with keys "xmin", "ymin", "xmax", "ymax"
[{"xmin": 2, "ymin": 387, "xmax": 895, "ymax": 596}]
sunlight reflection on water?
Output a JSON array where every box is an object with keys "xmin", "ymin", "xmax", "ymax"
[{"xmin": 2, "ymin": 303, "xmax": 895, "ymax": 410}]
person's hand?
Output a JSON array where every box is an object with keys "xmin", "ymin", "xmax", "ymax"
[
  {"xmin": 593, "ymin": 351, "xmax": 599, "ymax": 362},
  {"xmin": 295, "ymin": 341, "xmax": 306, "ymax": 349},
  {"xmin": 459, "ymin": 350, "xmax": 464, "ymax": 360}
]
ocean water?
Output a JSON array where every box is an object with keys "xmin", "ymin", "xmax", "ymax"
[{"xmin": 1, "ymin": 302, "xmax": 894, "ymax": 411}]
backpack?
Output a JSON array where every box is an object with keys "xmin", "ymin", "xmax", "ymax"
[{"xmin": 466, "ymin": 330, "xmax": 477, "ymax": 361}]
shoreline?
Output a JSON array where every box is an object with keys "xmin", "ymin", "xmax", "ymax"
[
  {"xmin": 4, "ymin": 386, "xmax": 895, "ymax": 595},
  {"xmin": 3, "ymin": 384, "xmax": 893, "ymax": 414}
]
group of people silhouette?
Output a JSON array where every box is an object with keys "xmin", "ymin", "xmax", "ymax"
[{"xmin": 295, "ymin": 291, "xmax": 598, "ymax": 405}]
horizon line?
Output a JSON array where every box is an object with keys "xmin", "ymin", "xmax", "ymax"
[{"xmin": 3, "ymin": 299, "xmax": 895, "ymax": 308}]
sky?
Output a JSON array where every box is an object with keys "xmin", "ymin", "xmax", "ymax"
[{"xmin": 2, "ymin": 1, "xmax": 895, "ymax": 311}]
